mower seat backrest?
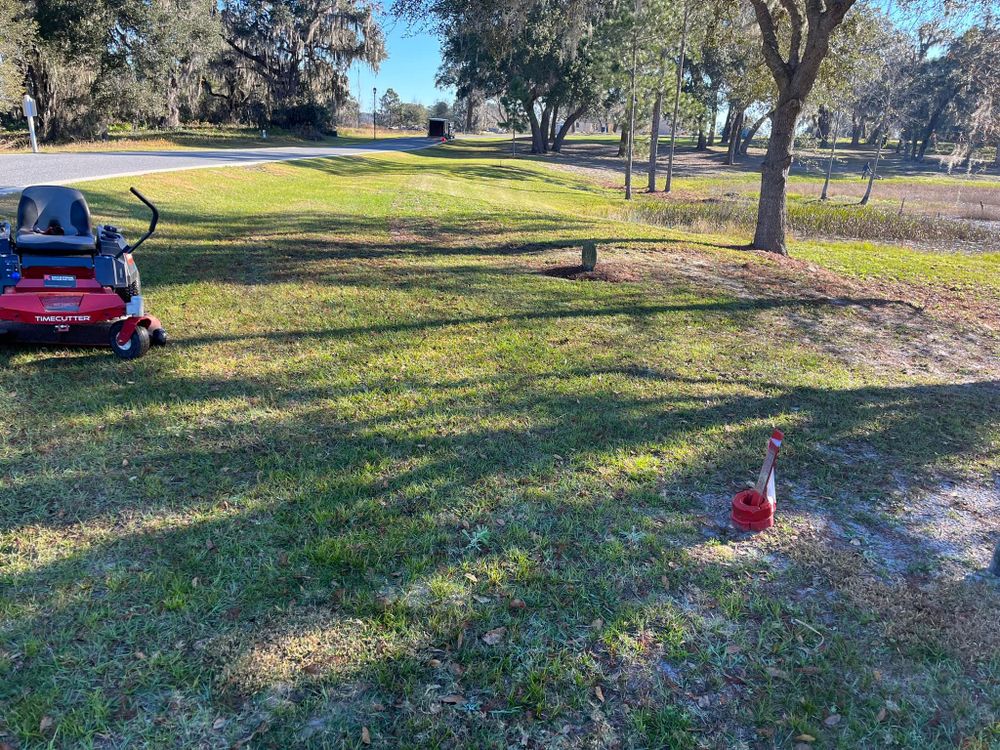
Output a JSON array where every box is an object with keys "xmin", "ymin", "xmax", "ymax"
[{"xmin": 16, "ymin": 186, "xmax": 97, "ymax": 255}]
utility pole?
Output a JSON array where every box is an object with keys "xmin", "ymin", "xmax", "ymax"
[
  {"xmin": 625, "ymin": 0, "xmax": 641, "ymax": 200},
  {"xmin": 665, "ymin": 0, "xmax": 689, "ymax": 194}
]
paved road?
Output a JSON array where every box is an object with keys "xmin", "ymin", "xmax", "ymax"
[{"xmin": 0, "ymin": 137, "xmax": 437, "ymax": 194}]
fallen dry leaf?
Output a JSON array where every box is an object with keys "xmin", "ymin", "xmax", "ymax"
[
  {"xmin": 441, "ymin": 694, "xmax": 466, "ymax": 704},
  {"xmin": 212, "ymin": 717, "xmax": 226, "ymax": 730},
  {"xmin": 481, "ymin": 627, "xmax": 506, "ymax": 646},
  {"xmin": 594, "ymin": 686, "xmax": 605, "ymax": 703},
  {"xmin": 456, "ymin": 630, "xmax": 465, "ymax": 650},
  {"xmin": 824, "ymin": 714, "xmax": 842, "ymax": 727},
  {"xmin": 591, "ymin": 618, "xmax": 604, "ymax": 629},
  {"xmin": 876, "ymin": 707, "xmax": 887, "ymax": 722},
  {"xmin": 794, "ymin": 734, "xmax": 815, "ymax": 743},
  {"xmin": 765, "ymin": 667, "xmax": 789, "ymax": 679},
  {"xmin": 39, "ymin": 716, "xmax": 54, "ymax": 733},
  {"xmin": 427, "ymin": 658, "xmax": 442, "ymax": 668},
  {"xmin": 464, "ymin": 572, "xmax": 478, "ymax": 583},
  {"xmin": 660, "ymin": 575, "xmax": 670, "ymax": 589},
  {"xmin": 725, "ymin": 644, "xmax": 742, "ymax": 655},
  {"xmin": 509, "ymin": 598, "xmax": 527, "ymax": 610},
  {"xmin": 303, "ymin": 661, "xmax": 325, "ymax": 675},
  {"xmin": 361, "ymin": 726, "xmax": 371, "ymax": 745}
]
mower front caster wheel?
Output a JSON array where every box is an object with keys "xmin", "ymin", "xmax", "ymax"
[
  {"xmin": 150, "ymin": 327, "xmax": 168, "ymax": 346},
  {"xmin": 109, "ymin": 322, "xmax": 150, "ymax": 360}
]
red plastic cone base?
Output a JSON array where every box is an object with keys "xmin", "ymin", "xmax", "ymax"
[{"xmin": 731, "ymin": 489, "xmax": 775, "ymax": 531}]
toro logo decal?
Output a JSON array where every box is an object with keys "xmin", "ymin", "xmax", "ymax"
[
  {"xmin": 35, "ymin": 314, "xmax": 92, "ymax": 323},
  {"xmin": 43, "ymin": 274, "xmax": 77, "ymax": 288}
]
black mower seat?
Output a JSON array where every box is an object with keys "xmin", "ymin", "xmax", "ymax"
[
  {"xmin": 15, "ymin": 186, "xmax": 96, "ymax": 255},
  {"xmin": 16, "ymin": 233, "xmax": 97, "ymax": 253}
]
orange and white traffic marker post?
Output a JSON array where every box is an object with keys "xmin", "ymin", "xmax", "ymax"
[{"xmin": 731, "ymin": 430, "xmax": 784, "ymax": 531}]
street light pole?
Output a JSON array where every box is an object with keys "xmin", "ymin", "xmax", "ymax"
[{"xmin": 373, "ymin": 87, "xmax": 377, "ymax": 141}]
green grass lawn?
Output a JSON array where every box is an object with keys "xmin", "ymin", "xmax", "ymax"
[
  {"xmin": 1, "ymin": 140, "xmax": 998, "ymax": 748},
  {"xmin": 0, "ymin": 124, "xmax": 420, "ymax": 153}
]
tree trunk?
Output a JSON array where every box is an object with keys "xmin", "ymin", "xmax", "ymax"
[
  {"xmin": 696, "ymin": 127, "xmax": 707, "ymax": 150},
  {"xmin": 821, "ymin": 113, "xmax": 841, "ymax": 200},
  {"xmin": 527, "ymin": 100, "xmax": 544, "ymax": 154},
  {"xmin": 994, "ymin": 141, "xmax": 1000, "ymax": 168},
  {"xmin": 725, "ymin": 108, "xmax": 744, "ymax": 165},
  {"xmin": 648, "ymin": 83, "xmax": 664, "ymax": 192},
  {"xmin": 861, "ymin": 121, "xmax": 887, "ymax": 205},
  {"xmin": 552, "ymin": 106, "xmax": 585, "ymax": 152},
  {"xmin": 816, "ymin": 105, "xmax": 831, "ymax": 149},
  {"xmin": 165, "ymin": 73, "xmax": 181, "ymax": 128},
  {"xmin": 917, "ymin": 96, "xmax": 953, "ymax": 161},
  {"xmin": 625, "ymin": 4, "xmax": 639, "ymax": 201},
  {"xmin": 748, "ymin": 0, "xmax": 855, "ymax": 254},
  {"xmin": 665, "ymin": 3, "xmax": 689, "ymax": 193},
  {"xmin": 851, "ymin": 113, "xmax": 863, "ymax": 147},
  {"xmin": 466, "ymin": 95, "xmax": 476, "ymax": 132},
  {"xmin": 617, "ymin": 127, "xmax": 628, "ymax": 157},
  {"xmin": 708, "ymin": 96, "xmax": 718, "ymax": 146},
  {"xmin": 549, "ymin": 103, "xmax": 559, "ymax": 143},
  {"xmin": 539, "ymin": 101, "xmax": 554, "ymax": 153},
  {"xmin": 752, "ymin": 97, "xmax": 800, "ymax": 255},
  {"xmin": 648, "ymin": 44, "xmax": 670, "ymax": 192},
  {"xmin": 720, "ymin": 104, "xmax": 733, "ymax": 146},
  {"xmin": 740, "ymin": 110, "xmax": 772, "ymax": 154}
]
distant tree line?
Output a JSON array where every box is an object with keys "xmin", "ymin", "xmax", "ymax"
[
  {"xmin": 394, "ymin": 0, "xmax": 1000, "ymax": 254},
  {"xmin": 376, "ymin": 88, "xmax": 452, "ymax": 130},
  {"xmin": 0, "ymin": 0, "xmax": 386, "ymax": 140}
]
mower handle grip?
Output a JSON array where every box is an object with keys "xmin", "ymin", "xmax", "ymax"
[{"xmin": 121, "ymin": 187, "xmax": 159, "ymax": 255}]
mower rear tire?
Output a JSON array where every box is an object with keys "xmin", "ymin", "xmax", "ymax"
[
  {"xmin": 150, "ymin": 327, "xmax": 168, "ymax": 346},
  {"xmin": 110, "ymin": 322, "xmax": 150, "ymax": 360}
]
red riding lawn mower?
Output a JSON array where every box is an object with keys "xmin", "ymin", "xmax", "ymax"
[{"xmin": 0, "ymin": 185, "xmax": 167, "ymax": 360}]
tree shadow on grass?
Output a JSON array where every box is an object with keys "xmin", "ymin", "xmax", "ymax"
[{"xmin": 1, "ymin": 356, "xmax": 997, "ymax": 744}]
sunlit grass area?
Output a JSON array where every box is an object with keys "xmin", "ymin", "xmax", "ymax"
[
  {"xmin": 0, "ymin": 139, "xmax": 997, "ymax": 748},
  {"xmin": 0, "ymin": 123, "xmax": 419, "ymax": 153}
]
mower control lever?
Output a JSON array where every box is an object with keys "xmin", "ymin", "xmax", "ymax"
[{"xmin": 118, "ymin": 187, "xmax": 159, "ymax": 257}]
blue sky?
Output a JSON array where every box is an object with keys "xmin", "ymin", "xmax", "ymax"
[{"xmin": 351, "ymin": 17, "xmax": 452, "ymax": 109}]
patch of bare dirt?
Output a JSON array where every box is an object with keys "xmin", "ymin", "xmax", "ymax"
[
  {"xmin": 541, "ymin": 262, "xmax": 643, "ymax": 283},
  {"xmin": 537, "ymin": 243, "xmax": 1000, "ymax": 379},
  {"xmin": 772, "ymin": 516, "xmax": 1000, "ymax": 666}
]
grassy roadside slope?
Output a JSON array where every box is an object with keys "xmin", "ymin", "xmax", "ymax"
[
  {"xmin": 0, "ymin": 125, "xmax": 421, "ymax": 154},
  {"xmin": 0, "ymin": 141, "xmax": 997, "ymax": 749}
]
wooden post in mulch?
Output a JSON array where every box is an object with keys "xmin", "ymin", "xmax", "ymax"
[
  {"xmin": 582, "ymin": 241, "xmax": 598, "ymax": 271},
  {"xmin": 990, "ymin": 541, "xmax": 1000, "ymax": 576}
]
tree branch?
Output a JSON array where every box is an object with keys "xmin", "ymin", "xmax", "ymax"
[
  {"xmin": 749, "ymin": 0, "xmax": 791, "ymax": 89},
  {"xmin": 221, "ymin": 34, "xmax": 282, "ymax": 79},
  {"xmin": 778, "ymin": 0, "xmax": 804, "ymax": 67}
]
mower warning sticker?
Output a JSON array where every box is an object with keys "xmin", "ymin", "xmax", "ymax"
[{"xmin": 43, "ymin": 274, "xmax": 77, "ymax": 288}]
